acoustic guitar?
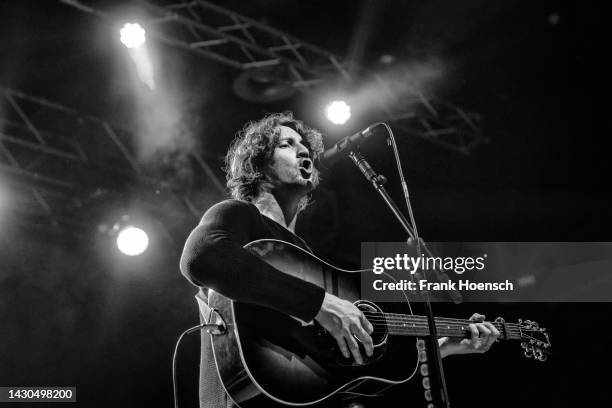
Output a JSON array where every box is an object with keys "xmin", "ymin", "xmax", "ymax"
[{"xmin": 206, "ymin": 239, "xmax": 551, "ymax": 407}]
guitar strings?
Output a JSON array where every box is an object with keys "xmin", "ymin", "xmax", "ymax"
[
  {"xmin": 357, "ymin": 318, "xmax": 524, "ymax": 337},
  {"xmin": 363, "ymin": 311, "xmax": 526, "ymax": 326},
  {"xmin": 366, "ymin": 319, "xmax": 523, "ymax": 332},
  {"xmin": 361, "ymin": 317, "xmax": 521, "ymax": 329},
  {"xmin": 367, "ymin": 311, "xmax": 531, "ymax": 327},
  {"xmin": 365, "ymin": 323, "xmax": 522, "ymax": 334},
  {"xmin": 364, "ymin": 327, "xmax": 522, "ymax": 340},
  {"xmin": 361, "ymin": 313, "xmax": 523, "ymax": 329},
  {"xmin": 373, "ymin": 323, "xmax": 523, "ymax": 336},
  {"xmin": 356, "ymin": 311, "xmax": 534, "ymax": 338},
  {"xmin": 366, "ymin": 325, "xmax": 521, "ymax": 334},
  {"xmin": 360, "ymin": 312, "xmax": 527, "ymax": 331},
  {"xmin": 362, "ymin": 311, "xmax": 508, "ymax": 322}
]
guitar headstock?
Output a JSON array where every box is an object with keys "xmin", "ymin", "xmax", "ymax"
[{"xmin": 516, "ymin": 318, "xmax": 551, "ymax": 361}]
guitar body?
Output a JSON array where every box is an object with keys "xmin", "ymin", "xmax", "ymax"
[{"xmin": 208, "ymin": 239, "xmax": 419, "ymax": 407}]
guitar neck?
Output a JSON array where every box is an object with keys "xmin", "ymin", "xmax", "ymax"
[{"xmin": 383, "ymin": 313, "xmax": 522, "ymax": 341}]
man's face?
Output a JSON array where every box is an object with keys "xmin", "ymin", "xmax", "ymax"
[{"xmin": 265, "ymin": 125, "xmax": 314, "ymax": 194}]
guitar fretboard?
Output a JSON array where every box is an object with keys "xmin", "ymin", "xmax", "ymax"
[{"xmin": 366, "ymin": 313, "xmax": 523, "ymax": 340}]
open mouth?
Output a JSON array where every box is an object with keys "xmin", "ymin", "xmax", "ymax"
[
  {"xmin": 299, "ymin": 159, "xmax": 312, "ymax": 179},
  {"xmin": 299, "ymin": 167, "xmax": 312, "ymax": 179}
]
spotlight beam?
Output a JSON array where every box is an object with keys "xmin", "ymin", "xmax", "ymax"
[
  {"xmin": 0, "ymin": 86, "xmax": 225, "ymax": 235},
  {"xmin": 61, "ymin": 0, "xmax": 486, "ymax": 155}
]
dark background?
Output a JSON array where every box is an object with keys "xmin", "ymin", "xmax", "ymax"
[{"xmin": 0, "ymin": 0, "xmax": 609, "ymax": 407}]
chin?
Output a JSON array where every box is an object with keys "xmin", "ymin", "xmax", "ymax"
[
  {"xmin": 294, "ymin": 178, "xmax": 313, "ymax": 193},
  {"xmin": 296, "ymin": 181, "xmax": 312, "ymax": 192}
]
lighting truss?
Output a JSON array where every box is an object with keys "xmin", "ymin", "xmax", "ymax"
[
  {"xmin": 0, "ymin": 87, "xmax": 224, "ymax": 236},
  {"xmin": 60, "ymin": 0, "xmax": 487, "ymax": 154}
]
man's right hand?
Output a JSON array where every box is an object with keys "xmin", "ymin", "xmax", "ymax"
[{"xmin": 314, "ymin": 292, "xmax": 374, "ymax": 364}]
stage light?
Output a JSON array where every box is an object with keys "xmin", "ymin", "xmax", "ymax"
[
  {"xmin": 116, "ymin": 226, "xmax": 149, "ymax": 256},
  {"xmin": 119, "ymin": 22, "xmax": 154, "ymax": 89},
  {"xmin": 325, "ymin": 100, "xmax": 351, "ymax": 125},
  {"xmin": 120, "ymin": 23, "xmax": 146, "ymax": 49}
]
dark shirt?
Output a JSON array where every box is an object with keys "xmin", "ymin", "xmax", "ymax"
[{"xmin": 180, "ymin": 199, "xmax": 326, "ymax": 408}]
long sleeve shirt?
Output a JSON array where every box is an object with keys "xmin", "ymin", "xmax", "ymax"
[{"xmin": 180, "ymin": 199, "xmax": 326, "ymax": 408}]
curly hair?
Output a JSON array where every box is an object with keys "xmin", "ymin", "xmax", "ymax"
[{"xmin": 225, "ymin": 112, "xmax": 324, "ymax": 205}]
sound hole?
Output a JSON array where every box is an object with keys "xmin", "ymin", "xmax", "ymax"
[{"xmin": 355, "ymin": 301, "xmax": 388, "ymax": 347}]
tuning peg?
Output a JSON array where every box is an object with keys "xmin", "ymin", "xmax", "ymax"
[
  {"xmin": 535, "ymin": 349, "xmax": 548, "ymax": 362},
  {"xmin": 418, "ymin": 351, "xmax": 427, "ymax": 363},
  {"xmin": 521, "ymin": 342, "xmax": 534, "ymax": 359}
]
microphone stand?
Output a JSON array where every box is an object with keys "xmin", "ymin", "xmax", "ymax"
[{"xmin": 349, "ymin": 150, "xmax": 451, "ymax": 408}]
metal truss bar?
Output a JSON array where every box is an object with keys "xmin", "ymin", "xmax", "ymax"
[
  {"xmin": 2, "ymin": 86, "xmax": 226, "ymax": 192},
  {"xmin": 59, "ymin": 0, "xmax": 245, "ymax": 70},
  {"xmin": 1, "ymin": 87, "xmax": 141, "ymax": 174},
  {"xmin": 139, "ymin": 1, "xmax": 326, "ymax": 77},
  {"xmin": 30, "ymin": 187, "xmax": 53, "ymax": 215},
  {"xmin": 4, "ymin": 92, "xmax": 46, "ymax": 145},
  {"xmin": 157, "ymin": 31, "xmax": 245, "ymax": 69},
  {"xmin": 368, "ymin": 73, "xmax": 485, "ymax": 154},
  {"xmin": 0, "ymin": 86, "xmax": 229, "ymax": 232},
  {"xmin": 5, "ymin": 184, "xmax": 90, "ymax": 236},
  {"xmin": 143, "ymin": 2, "xmax": 271, "ymax": 57},
  {"xmin": 0, "ymin": 163, "xmax": 79, "ymax": 190},
  {"xmin": 191, "ymin": 151, "xmax": 225, "ymax": 194},
  {"xmin": 0, "ymin": 131, "xmax": 86, "ymax": 163},
  {"xmin": 268, "ymin": 42, "xmax": 301, "ymax": 53},
  {"xmin": 191, "ymin": 38, "xmax": 228, "ymax": 47},
  {"xmin": 455, "ymin": 107, "xmax": 478, "ymax": 131},
  {"xmin": 328, "ymin": 55, "xmax": 352, "ymax": 81},
  {"xmin": 63, "ymin": 0, "xmax": 346, "ymax": 81},
  {"xmin": 0, "ymin": 139, "xmax": 20, "ymax": 167},
  {"xmin": 59, "ymin": 0, "xmax": 484, "ymax": 154},
  {"xmin": 279, "ymin": 36, "xmax": 307, "ymax": 66},
  {"xmin": 100, "ymin": 122, "xmax": 142, "ymax": 175},
  {"xmin": 188, "ymin": 0, "xmax": 341, "ymax": 63},
  {"xmin": 182, "ymin": 196, "xmax": 203, "ymax": 220}
]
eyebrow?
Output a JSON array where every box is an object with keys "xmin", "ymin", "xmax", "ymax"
[{"xmin": 279, "ymin": 134, "xmax": 303, "ymax": 143}]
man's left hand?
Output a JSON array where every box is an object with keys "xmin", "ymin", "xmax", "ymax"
[{"xmin": 438, "ymin": 313, "xmax": 500, "ymax": 358}]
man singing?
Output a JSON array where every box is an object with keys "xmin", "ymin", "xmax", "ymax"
[{"xmin": 180, "ymin": 112, "xmax": 498, "ymax": 408}]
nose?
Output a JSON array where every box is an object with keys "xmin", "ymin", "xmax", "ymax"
[{"xmin": 296, "ymin": 144, "xmax": 310, "ymax": 158}]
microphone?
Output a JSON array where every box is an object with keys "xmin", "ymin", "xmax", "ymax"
[{"xmin": 317, "ymin": 123, "xmax": 381, "ymax": 168}]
